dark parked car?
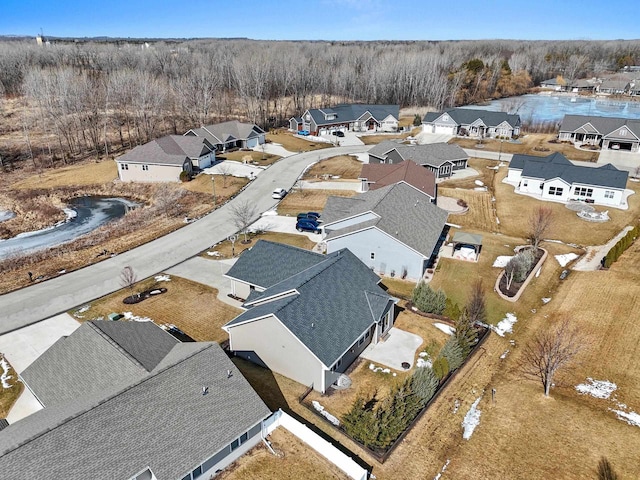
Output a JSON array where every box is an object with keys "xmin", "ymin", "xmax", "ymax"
[
  {"xmin": 296, "ymin": 219, "xmax": 321, "ymax": 234},
  {"xmin": 297, "ymin": 212, "xmax": 321, "ymax": 222},
  {"xmin": 331, "ymin": 130, "xmax": 345, "ymax": 137},
  {"xmin": 306, "ymin": 211, "xmax": 321, "ymax": 220}
]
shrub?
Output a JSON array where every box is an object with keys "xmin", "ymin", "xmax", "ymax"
[
  {"xmin": 439, "ymin": 337, "xmax": 465, "ymax": 371},
  {"xmin": 432, "ymin": 357, "xmax": 449, "ymax": 380},
  {"xmin": 412, "ymin": 367, "xmax": 439, "ymax": 404},
  {"xmin": 342, "ymin": 393, "xmax": 380, "ymax": 448},
  {"xmin": 443, "ymin": 298, "xmax": 462, "ymax": 321},
  {"xmin": 413, "ymin": 114, "xmax": 422, "ymax": 126},
  {"xmin": 412, "ymin": 282, "xmax": 446, "ymax": 315},
  {"xmin": 456, "ymin": 198, "xmax": 468, "ymax": 208},
  {"xmin": 179, "ymin": 170, "xmax": 191, "ymax": 182},
  {"xmin": 455, "ymin": 309, "xmax": 478, "ymax": 357}
]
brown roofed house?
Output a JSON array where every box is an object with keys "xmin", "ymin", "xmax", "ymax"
[{"xmin": 359, "ymin": 160, "xmax": 437, "ymax": 202}]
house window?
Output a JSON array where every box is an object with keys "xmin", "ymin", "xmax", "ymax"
[
  {"xmin": 240, "ymin": 432, "xmax": 248, "ymax": 444},
  {"xmin": 120, "ymin": 163, "xmax": 128, "ymax": 170},
  {"xmin": 192, "ymin": 466, "xmax": 202, "ymax": 479},
  {"xmin": 181, "ymin": 475, "xmax": 191, "ymax": 480},
  {"xmin": 522, "ymin": 180, "xmax": 528, "ymax": 187},
  {"xmin": 605, "ymin": 190, "xmax": 615, "ymax": 199},
  {"xmin": 358, "ymin": 335, "xmax": 365, "ymax": 346},
  {"xmin": 370, "ymin": 252, "xmax": 375, "ymax": 259},
  {"xmin": 548, "ymin": 186, "xmax": 563, "ymax": 196},
  {"xmin": 142, "ymin": 165, "xmax": 149, "ymax": 171},
  {"xmin": 231, "ymin": 439, "xmax": 240, "ymax": 451},
  {"xmin": 365, "ymin": 330, "xmax": 370, "ymax": 339},
  {"xmin": 574, "ymin": 187, "xmax": 593, "ymax": 197}
]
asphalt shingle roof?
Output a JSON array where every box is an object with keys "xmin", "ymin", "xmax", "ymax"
[
  {"xmin": 306, "ymin": 104, "xmax": 399, "ymax": 127},
  {"xmin": 322, "ymin": 183, "xmax": 449, "ymax": 258},
  {"xmin": 559, "ymin": 115, "xmax": 640, "ymax": 139},
  {"xmin": 224, "ymin": 249, "xmax": 393, "ymax": 367},
  {"xmin": 20, "ymin": 321, "xmax": 179, "ymax": 407},
  {"xmin": 0, "ymin": 343, "xmax": 270, "ymax": 480},
  {"xmin": 189, "ymin": 121, "xmax": 265, "ymax": 145},
  {"xmin": 511, "ymin": 152, "xmax": 628, "ymax": 189},
  {"xmin": 423, "ymin": 108, "xmax": 521, "ymax": 128},
  {"xmin": 117, "ymin": 135, "xmax": 212, "ymax": 165},
  {"xmin": 360, "ymin": 160, "xmax": 437, "ymax": 198}
]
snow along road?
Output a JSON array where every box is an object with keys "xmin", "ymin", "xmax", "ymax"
[{"xmin": 0, "ymin": 145, "xmax": 370, "ymax": 335}]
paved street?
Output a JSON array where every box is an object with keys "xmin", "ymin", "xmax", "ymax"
[{"xmin": 0, "ymin": 145, "xmax": 370, "ymax": 335}]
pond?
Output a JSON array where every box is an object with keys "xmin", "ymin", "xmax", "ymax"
[
  {"xmin": 0, "ymin": 196, "xmax": 137, "ymax": 260},
  {"xmin": 461, "ymin": 94, "xmax": 640, "ymax": 125}
]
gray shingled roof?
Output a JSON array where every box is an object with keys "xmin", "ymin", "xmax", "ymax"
[
  {"xmin": 117, "ymin": 135, "xmax": 212, "ymax": 166},
  {"xmin": 322, "ymin": 183, "xmax": 449, "ymax": 258},
  {"xmin": 0, "ymin": 343, "xmax": 270, "ymax": 480},
  {"xmin": 224, "ymin": 249, "xmax": 393, "ymax": 367},
  {"xmin": 392, "ymin": 142, "xmax": 468, "ymax": 168},
  {"xmin": 190, "ymin": 121, "xmax": 265, "ymax": 145},
  {"xmin": 423, "ymin": 108, "xmax": 520, "ymax": 128},
  {"xmin": 559, "ymin": 115, "xmax": 640, "ymax": 138},
  {"xmin": 306, "ymin": 104, "xmax": 399, "ymax": 127},
  {"xmin": 511, "ymin": 152, "xmax": 628, "ymax": 189},
  {"xmin": 20, "ymin": 321, "xmax": 180, "ymax": 407},
  {"xmin": 225, "ymin": 240, "xmax": 333, "ymax": 288}
]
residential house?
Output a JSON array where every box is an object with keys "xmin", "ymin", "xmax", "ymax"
[
  {"xmin": 597, "ymin": 79, "xmax": 630, "ymax": 95},
  {"xmin": 558, "ymin": 115, "xmax": 640, "ymax": 152},
  {"xmin": 115, "ymin": 135, "xmax": 215, "ymax": 182},
  {"xmin": 359, "ymin": 160, "xmax": 437, "ymax": 201},
  {"xmin": 368, "ymin": 140, "xmax": 469, "ymax": 179},
  {"xmin": 1, "ymin": 321, "xmax": 271, "ymax": 480},
  {"xmin": 507, "ymin": 152, "xmax": 629, "ymax": 207},
  {"xmin": 539, "ymin": 77, "xmax": 567, "ymax": 91},
  {"xmin": 422, "ymin": 108, "xmax": 521, "ymax": 139},
  {"xmin": 289, "ymin": 104, "xmax": 399, "ymax": 136},
  {"xmin": 185, "ymin": 120, "xmax": 266, "ymax": 152},
  {"xmin": 322, "ymin": 182, "xmax": 450, "ymax": 280},
  {"xmin": 223, "ymin": 241, "xmax": 396, "ymax": 393}
]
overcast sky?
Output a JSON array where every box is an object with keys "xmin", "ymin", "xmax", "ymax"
[{"xmin": 1, "ymin": 0, "xmax": 637, "ymax": 41}]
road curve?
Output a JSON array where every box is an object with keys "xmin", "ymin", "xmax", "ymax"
[{"xmin": 0, "ymin": 145, "xmax": 370, "ymax": 334}]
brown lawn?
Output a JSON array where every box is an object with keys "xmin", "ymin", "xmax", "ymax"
[
  {"xmin": 181, "ymin": 172, "xmax": 249, "ymax": 199},
  {"xmin": 202, "ymin": 231, "xmax": 316, "ymax": 260},
  {"xmin": 303, "ymin": 155, "xmax": 363, "ymax": 180},
  {"xmin": 218, "ymin": 150, "xmax": 281, "ymax": 167},
  {"xmin": 360, "ymin": 132, "xmax": 412, "ymax": 145},
  {"xmin": 70, "ymin": 275, "xmax": 241, "ymax": 343},
  {"xmin": 266, "ymin": 130, "xmax": 333, "ymax": 152},
  {"xmin": 277, "ymin": 189, "xmax": 357, "ymax": 217},
  {"xmin": 450, "ymin": 133, "xmax": 601, "ymax": 162},
  {"xmin": 10, "ymin": 160, "xmax": 118, "ymax": 189},
  {"xmin": 440, "ymin": 157, "xmax": 498, "ymax": 190},
  {"xmin": 438, "ymin": 188, "xmax": 498, "ymax": 232},
  {"xmin": 0, "ymin": 355, "xmax": 24, "ymax": 418},
  {"xmin": 219, "ymin": 424, "xmax": 348, "ymax": 480},
  {"xmin": 380, "ymin": 277, "xmax": 416, "ymax": 300}
]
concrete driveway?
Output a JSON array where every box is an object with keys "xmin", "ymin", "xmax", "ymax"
[
  {"xmin": 0, "ymin": 145, "xmax": 371, "ymax": 335},
  {"xmin": 597, "ymin": 149, "xmax": 640, "ymax": 172},
  {"xmin": 249, "ymin": 214, "xmax": 323, "ymax": 243},
  {"xmin": 361, "ymin": 327, "xmax": 423, "ymax": 371},
  {"xmin": 415, "ymin": 131, "xmax": 453, "ymax": 145},
  {"xmin": 166, "ymin": 257, "xmax": 241, "ymax": 307}
]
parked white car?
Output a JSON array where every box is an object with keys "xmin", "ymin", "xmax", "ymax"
[{"xmin": 272, "ymin": 188, "xmax": 287, "ymax": 200}]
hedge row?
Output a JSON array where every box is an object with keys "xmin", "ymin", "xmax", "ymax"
[{"xmin": 603, "ymin": 225, "xmax": 639, "ymax": 268}]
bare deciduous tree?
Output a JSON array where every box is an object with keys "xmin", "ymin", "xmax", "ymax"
[
  {"xmin": 229, "ymin": 200, "xmax": 258, "ymax": 243},
  {"xmin": 217, "ymin": 162, "xmax": 234, "ymax": 188},
  {"xmin": 520, "ymin": 318, "xmax": 587, "ymax": 396},
  {"xmin": 119, "ymin": 265, "xmax": 137, "ymax": 298},
  {"xmin": 153, "ymin": 184, "xmax": 186, "ymax": 218},
  {"xmin": 504, "ymin": 255, "xmax": 523, "ymax": 290},
  {"xmin": 466, "ymin": 279, "xmax": 487, "ymax": 325},
  {"xmin": 528, "ymin": 206, "xmax": 554, "ymax": 249}
]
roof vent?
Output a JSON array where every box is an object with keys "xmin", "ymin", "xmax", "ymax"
[
  {"xmin": 227, "ymin": 369, "xmax": 233, "ymax": 379},
  {"xmin": 311, "ymin": 323, "xmax": 315, "ymax": 328},
  {"xmin": 202, "ymin": 386, "xmax": 209, "ymax": 395}
]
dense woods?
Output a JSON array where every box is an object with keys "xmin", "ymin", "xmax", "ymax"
[{"xmin": 0, "ymin": 38, "xmax": 639, "ymax": 168}]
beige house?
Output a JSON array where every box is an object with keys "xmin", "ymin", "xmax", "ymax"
[{"xmin": 115, "ymin": 135, "xmax": 215, "ymax": 182}]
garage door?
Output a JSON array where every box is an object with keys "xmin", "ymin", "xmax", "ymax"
[{"xmin": 434, "ymin": 125, "xmax": 455, "ymax": 135}]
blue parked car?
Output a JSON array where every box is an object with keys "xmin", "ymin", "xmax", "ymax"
[
  {"xmin": 296, "ymin": 219, "xmax": 321, "ymax": 234},
  {"xmin": 297, "ymin": 212, "xmax": 322, "ymax": 222},
  {"xmin": 298, "ymin": 130, "xmax": 310, "ymax": 136}
]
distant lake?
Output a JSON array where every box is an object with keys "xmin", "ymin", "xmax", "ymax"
[{"xmin": 461, "ymin": 94, "xmax": 640, "ymax": 125}]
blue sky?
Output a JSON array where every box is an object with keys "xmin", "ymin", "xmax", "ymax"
[{"xmin": 1, "ymin": 0, "xmax": 637, "ymax": 41}]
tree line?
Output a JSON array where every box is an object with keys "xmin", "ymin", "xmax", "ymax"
[{"xmin": 1, "ymin": 38, "xmax": 638, "ymax": 167}]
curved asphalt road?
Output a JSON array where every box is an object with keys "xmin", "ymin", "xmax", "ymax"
[{"xmin": 0, "ymin": 145, "xmax": 370, "ymax": 334}]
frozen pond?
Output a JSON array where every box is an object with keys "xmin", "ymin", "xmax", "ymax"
[
  {"xmin": 461, "ymin": 94, "xmax": 640, "ymax": 124},
  {"xmin": 0, "ymin": 196, "xmax": 136, "ymax": 260}
]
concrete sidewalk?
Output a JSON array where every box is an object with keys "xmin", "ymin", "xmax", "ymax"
[{"xmin": 573, "ymin": 225, "xmax": 635, "ymax": 271}]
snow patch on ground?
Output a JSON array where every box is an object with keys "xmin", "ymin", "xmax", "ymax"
[
  {"xmin": 206, "ymin": 251, "xmax": 221, "ymax": 257},
  {"xmin": 462, "ymin": 396, "xmax": 482, "ymax": 440},
  {"xmin": 154, "ymin": 274, "xmax": 171, "ymax": 282},
  {"xmin": 312, "ymin": 400, "xmax": 340, "ymax": 426},
  {"xmin": 576, "ymin": 378, "xmax": 617, "ymax": 399},
  {"xmin": 73, "ymin": 304, "xmax": 91, "ymax": 318},
  {"xmin": 122, "ymin": 312, "xmax": 153, "ymax": 322},
  {"xmin": 493, "ymin": 313, "xmax": 517, "ymax": 337},
  {"xmin": 542, "ymin": 297, "xmax": 551, "ymax": 304},
  {"xmin": 417, "ymin": 351, "xmax": 432, "ymax": 368},
  {"xmin": 535, "ymin": 267, "xmax": 542, "ymax": 278},
  {"xmin": 1, "ymin": 356, "xmax": 14, "ymax": 388},
  {"xmin": 63, "ymin": 207, "xmax": 78, "ymax": 220},
  {"xmin": 369, "ymin": 363, "xmax": 396, "ymax": 375},
  {"xmin": 433, "ymin": 323, "xmax": 455, "ymax": 335},
  {"xmin": 555, "ymin": 253, "xmax": 579, "ymax": 267},
  {"xmin": 609, "ymin": 409, "xmax": 640, "ymax": 427},
  {"xmin": 433, "ymin": 459, "xmax": 450, "ymax": 480},
  {"xmin": 492, "ymin": 256, "xmax": 513, "ymax": 268},
  {"xmin": 500, "ymin": 350, "xmax": 510, "ymax": 359},
  {"xmin": 204, "ymin": 160, "xmax": 265, "ymax": 179}
]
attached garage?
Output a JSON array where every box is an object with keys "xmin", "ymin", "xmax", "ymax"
[{"xmin": 433, "ymin": 124, "xmax": 457, "ymax": 135}]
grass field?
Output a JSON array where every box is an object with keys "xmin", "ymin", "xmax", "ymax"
[
  {"xmin": 203, "ymin": 231, "xmax": 316, "ymax": 259},
  {"xmin": 440, "ymin": 157, "xmax": 498, "ymax": 190},
  {"xmin": 220, "ymin": 422, "xmax": 348, "ymax": 480},
  {"xmin": 277, "ymin": 189, "xmax": 357, "ymax": 216},
  {"xmin": 439, "ymin": 188, "xmax": 498, "ymax": 232},
  {"xmin": 303, "ymin": 155, "xmax": 363, "ymax": 180},
  {"xmin": 450, "ymin": 134, "xmax": 601, "ymax": 162},
  {"xmin": 10, "ymin": 160, "xmax": 118, "ymax": 189},
  {"xmin": 360, "ymin": 133, "xmax": 412, "ymax": 145},
  {"xmin": 0, "ymin": 355, "xmax": 24, "ymax": 418},
  {"xmin": 218, "ymin": 150, "xmax": 281, "ymax": 166},
  {"xmin": 70, "ymin": 275, "xmax": 241, "ymax": 343},
  {"xmin": 181, "ymin": 172, "xmax": 249, "ymax": 199},
  {"xmin": 266, "ymin": 130, "xmax": 333, "ymax": 152}
]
